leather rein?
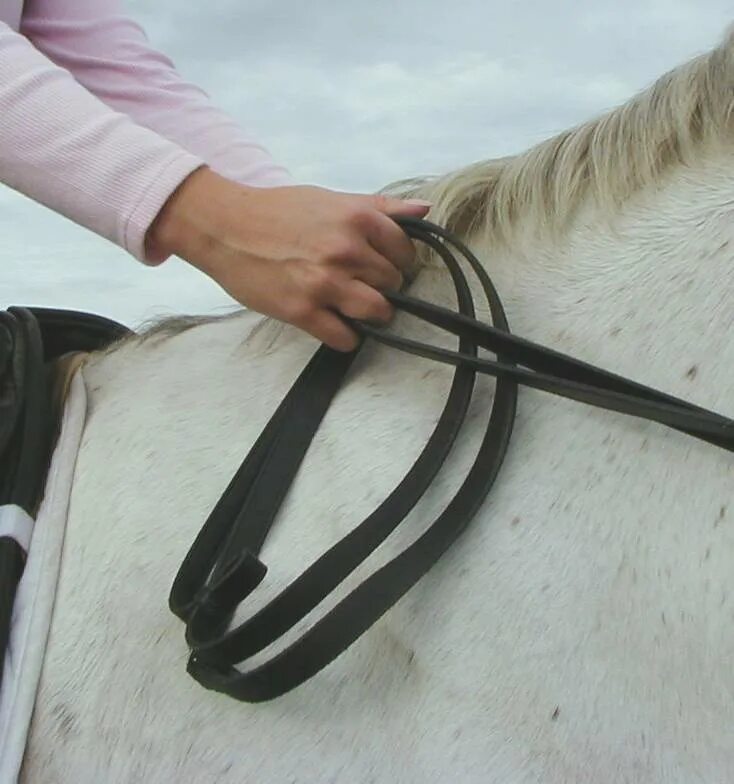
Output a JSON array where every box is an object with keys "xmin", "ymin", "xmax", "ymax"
[
  {"xmin": 168, "ymin": 217, "xmax": 734, "ymax": 702},
  {"xmin": 2, "ymin": 219, "xmax": 732, "ymax": 704}
]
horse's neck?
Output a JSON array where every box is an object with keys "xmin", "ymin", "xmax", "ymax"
[
  {"xmin": 456, "ymin": 151, "xmax": 734, "ymax": 411},
  {"xmin": 91, "ymin": 147, "xmax": 734, "ymax": 421},
  {"xmin": 22, "ymin": 151, "xmax": 734, "ymax": 784}
]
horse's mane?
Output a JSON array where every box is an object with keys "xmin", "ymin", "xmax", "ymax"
[
  {"xmin": 385, "ymin": 25, "xmax": 734, "ymax": 244},
  {"xmin": 103, "ymin": 26, "xmax": 734, "ymax": 350},
  {"xmin": 89, "ymin": 310, "xmax": 244, "ymax": 355}
]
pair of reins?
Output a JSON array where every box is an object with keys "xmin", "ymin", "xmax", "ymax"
[
  {"xmin": 2, "ymin": 219, "xmax": 732, "ymax": 703},
  {"xmin": 169, "ymin": 218, "xmax": 734, "ymax": 702}
]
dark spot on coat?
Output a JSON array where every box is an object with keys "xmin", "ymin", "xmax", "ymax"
[
  {"xmin": 551, "ymin": 706, "xmax": 560, "ymax": 721},
  {"xmin": 51, "ymin": 703, "xmax": 78, "ymax": 742},
  {"xmin": 511, "ymin": 516, "xmax": 521, "ymax": 526},
  {"xmin": 685, "ymin": 365, "xmax": 698, "ymax": 380}
]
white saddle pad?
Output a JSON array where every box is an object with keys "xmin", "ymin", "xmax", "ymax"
[{"xmin": 0, "ymin": 372, "xmax": 87, "ymax": 783}]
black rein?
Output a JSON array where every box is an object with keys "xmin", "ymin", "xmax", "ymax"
[
  {"xmin": 169, "ymin": 217, "xmax": 734, "ymax": 703},
  {"xmin": 2, "ymin": 219, "xmax": 732, "ymax": 705}
]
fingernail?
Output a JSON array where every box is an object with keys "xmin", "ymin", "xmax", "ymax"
[{"xmin": 405, "ymin": 199, "xmax": 432, "ymax": 207}]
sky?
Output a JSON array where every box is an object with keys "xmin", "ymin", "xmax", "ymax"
[{"xmin": 2, "ymin": 1, "xmax": 732, "ymax": 328}]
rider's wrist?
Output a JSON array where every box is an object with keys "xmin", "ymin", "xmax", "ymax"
[{"xmin": 144, "ymin": 167, "xmax": 247, "ymax": 274}]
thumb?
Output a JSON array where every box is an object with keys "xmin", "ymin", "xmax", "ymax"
[{"xmin": 372, "ymin": 194, "xmax": 432, "ymax": 218}]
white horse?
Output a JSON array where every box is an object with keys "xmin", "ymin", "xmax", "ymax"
[{"xmin": 16, "ymin": 26, "xmax": 734, "ymax": 783}]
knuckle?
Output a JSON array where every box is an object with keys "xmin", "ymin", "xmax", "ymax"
[
  {"xmin": 367, "ymin": 300, "xmax": 393, "ymax": 324},
  {"xmin": 387, "ymin": 267, "xmax": 403, "ymax": 290},
  {"xmin": 323, "ymin": 237, "xmax": 360, "ymax": 264},
  {"xmin": 370, "ymin": 193, "xmax": 390, "ymax": 213},
  {"xmin": 302, "ymin": 267, "xmax": 334, "ymax": 299},
  {"xmin": 283, "ymin": 298, "xmax": 315, "ymax": 325},
  {"xmin": 374, "ymin": 263, "xmax": 402, "ymax": 292},
  {"xmin": 401, "ymin": 239, "xmax": 417, "ymax": 264},
  {"xmin": 387, "ymin": 234, "xmax": 415, "ymax": 270},
  {"xmin": 318, "ymin": 320, "xmax": 358, "ymax": 352},
  {"xmin": 348, "ymin": 291, "xmax": 393, "ymax": 323},
  {"xmin": 333, "ymin": 332, "xmax": 359, "ymax": 352},
  {"xmin": 346, "ymin": 206, "xmax": 376, "ymax": 234}
]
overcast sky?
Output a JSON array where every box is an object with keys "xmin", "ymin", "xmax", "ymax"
[{"xmin": 2, "ymin": 1, "xmax": 731, "ymax": 327}]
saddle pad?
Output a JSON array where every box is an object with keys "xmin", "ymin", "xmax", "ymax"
[
  {"xmin": 0, "ymin": 371, "xmax": 87, "ymax": 783},
  {"xmin": 0, "ymin": 508, "xmax": 33, "ymax": 555}
]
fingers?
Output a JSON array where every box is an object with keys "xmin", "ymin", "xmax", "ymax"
[
  {"xmin": 364, "ymin": 213, "xmax": 419, "ymax": 278},
  {"xmin": 370, "ymin": 193, "xmax": 433, "ymax": 219},
  {"xmin": 289, "ymin": 279, "xmax": 393, "ymax": 352},
  {"xmin": 336, "ymin": 280, "xmax": 394, "ymax": 324},
  {"xmin": 369, "ymin": 195, "xmax": 430, "ymax": 277},
  {"xmin": 347, "ymin": 196, "xmax": 430, "ymax": 284},
  {"xmin": 296, "ymin": 308, "xmax": 360, "ymax": 353},
  {"xmin": 236, "ymin": 188, "xmax": 432, "ymax": 352},
  {"xmin": 346, "ymin": 242, "xmax": 404, "ymax": 292}
]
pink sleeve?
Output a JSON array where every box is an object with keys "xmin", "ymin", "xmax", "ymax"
[
  {"xmin": 21, "ymin": 0, "xmax": 295, "ymax": 191},
  {"xmin": 0, "ymin": 1, "xmax": 294, "ymax": 263},
  {"xmin": 21, "ymin": 0, "xmax": 293, "ymax": 191},
  {"xmin": 0, "ymin": 19, "xmax": 204, "ymax": 261}
]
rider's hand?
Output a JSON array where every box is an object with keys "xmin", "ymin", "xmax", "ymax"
[{"xmin": 146, "ymin": 167, "xmax": 431, "ymax": 351}]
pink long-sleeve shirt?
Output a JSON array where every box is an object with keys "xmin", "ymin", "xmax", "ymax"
[{"xmin": 0, "ymin": 0, "xmax": 294, "ymax": 262}]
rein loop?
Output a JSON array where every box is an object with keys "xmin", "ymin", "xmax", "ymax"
[{"xmin": 170, "ymin": 218, "xmax": 734, "ymax": 702}]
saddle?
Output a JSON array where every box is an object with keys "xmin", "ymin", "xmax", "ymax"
[{"xmin": 0, "ymin": 307, "xmax": 130, "ymax": 695}]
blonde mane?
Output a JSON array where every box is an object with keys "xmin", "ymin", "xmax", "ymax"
[
  {"xmin": 386, "ymin": 25, "xmax": 734, "ymax": 245},
  {"xmin": 102, "ymin": 26, "xmax": 734, "ymax": 352}
]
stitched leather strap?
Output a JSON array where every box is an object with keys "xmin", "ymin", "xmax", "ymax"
[
  {"xmin": 170, "ymin": 217, "xmax": 734, "ymax": 703},
  {"xmin": 170, "ymin": 218, "xmax": 518, "ymax": 701}
]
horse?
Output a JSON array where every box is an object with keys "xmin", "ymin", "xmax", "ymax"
[{"xmin": 15, "ymin": 24, "xmax": 734, "ymax": 783}]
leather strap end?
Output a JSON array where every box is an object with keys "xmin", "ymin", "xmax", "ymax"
[{"xmin": 187, "ymin": 551, "xmax": 267, "ymax": 643}]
